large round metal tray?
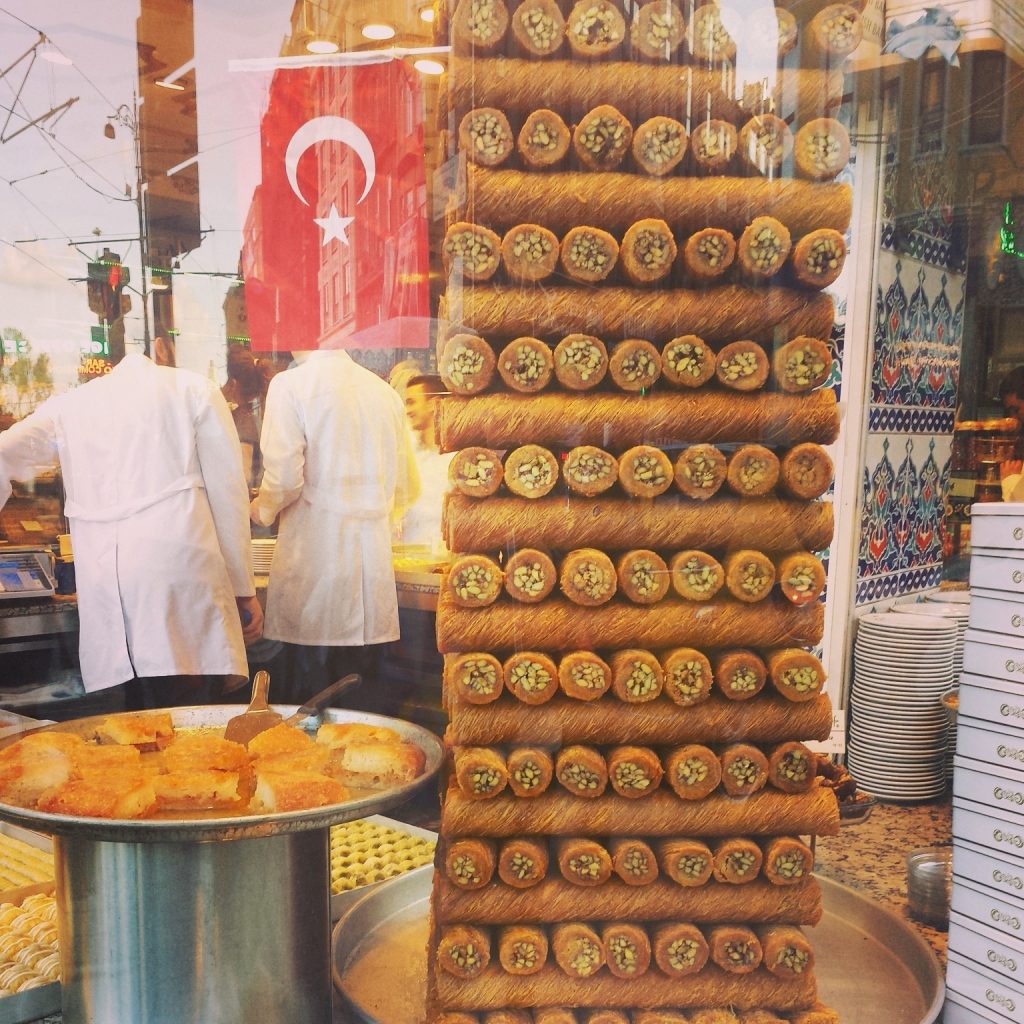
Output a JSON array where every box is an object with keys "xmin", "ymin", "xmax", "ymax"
[
  {"xmin": 0, "ymin": 705, "xmax": 443, "ymax": 843},
  {"xmin": 331, "ymin": 870, "xmax": 945, "ymax": 1024}
]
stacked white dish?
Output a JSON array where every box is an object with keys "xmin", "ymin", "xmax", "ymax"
[{"xmin": 847, "ymin": 610, "xmax": 958, "ymax": 802}]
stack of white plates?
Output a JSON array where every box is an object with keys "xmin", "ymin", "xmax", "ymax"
[{"xmin": 847, "ymin": 610, "xmax": 958, "ymax": 802}]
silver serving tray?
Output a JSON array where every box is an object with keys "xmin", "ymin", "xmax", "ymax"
[
  {"xmin": 0, "ymin": 706, "xmax": 443, "ymax": 843},
  {"xmin": 331, "ymin": 871, "xmax": 945, "ymax": 1024}
]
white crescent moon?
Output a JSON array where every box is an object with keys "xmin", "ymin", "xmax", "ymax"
[{"xmin": 284, "ymin": 116, "xmax": 376, "ymax": 207}]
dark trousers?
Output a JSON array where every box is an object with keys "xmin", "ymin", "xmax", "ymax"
[
  {"xmin": 253, "ymin": 643, "xmax": 386, "ymax": 707},
  {"xmin": 86, "ymin": 674, "xmax": 240, "ymax": 714}
]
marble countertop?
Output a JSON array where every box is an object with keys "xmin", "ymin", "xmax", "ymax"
[{"xmin": 814, "ymin": 794, "xmax": 952, "ymax": 964}]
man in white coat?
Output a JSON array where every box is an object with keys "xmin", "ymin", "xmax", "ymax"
[
  {"xmin": 0, "ymin": 351, "xmax": 263, "ymax": 708},
  {"xmin": 250, "ymin": 348, "xmax": 419, "ymax": 703}
]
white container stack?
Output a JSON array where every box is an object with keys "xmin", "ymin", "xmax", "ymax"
[{"xmin": 945, "ymin": 503, "xmax": 1024, "ymax": 1024}]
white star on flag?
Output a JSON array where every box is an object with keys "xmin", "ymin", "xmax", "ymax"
[{"xmin": 314, "ymin": 203, "xmax": 355, "ymax": 245}]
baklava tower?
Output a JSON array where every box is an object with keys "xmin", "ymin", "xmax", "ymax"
[{"xmin": 430, "ymin": 2, "xmax": 856, "ymax": 1021}]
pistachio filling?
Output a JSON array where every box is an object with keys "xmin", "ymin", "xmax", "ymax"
[
  {"xmin": 680, "ymin": 451, "xmax": 723, "ymax": 490},
  {"xmin": 614, "ymin": 761, "xmax": 652, "ymax": 791},
  {"xmin": 509, "ymin": 659, "xmax": 553, "ymax": 695},
  {"xmin": 724, "ymin": 940, "xmax": 757, "ymax": 967},
  {"xmin": 559, "ymin": 762, "xmax": 602, "ymax": 792},
  {"xmin": 724, "ymin": 850, "xmax": 757, "ymax": 877},
  {"xmin": 784, "ymin": 346, "xmax": 829, "ymax": 386},
  {"xmin": 739, "ymin": 560, "xmax": 772, "ymax": 596},
  {"xmin": 677, "ymin": 556, "xmax": 720, "ymax": 595},
  {"xmin": 609, "ymin": 935, "xmax": 640, "ymax": 973},
  {"xmin": 567, "ymin": 450, "xmax": 614, "ymax": 485},
  {"xmin": 518, "ymin": 5, "xmax": 559, "ymax": 51},
  {"xmin": 776, "ymin": 946, "xmax": 810, "ymax": 974},
  {"xmin": 666, "ymin": 340, "xmax": 709, "ymax": 378},
  {"xmin": 675, "ymin": 756, "xmax": 711, "ymax": 787},
  {"xmin": 667, "ymin": 937, "xmax": 701, "ymax": 971},
  {"xmin": 508, "ymin": 852, "xmax": 538, "ymax": 881},
  {"xmin": 571, "ymin": 662, "xmax": 607, "ymax": 690},
  {"xmin": 629, "ymin": 558, "xmax": 661, "ymax": 597},
  {"xmin": 503, "ymin": 343, "xmax": 548, "ymax": 388},
  {"xmin": 566, "ymin": 231, "xmax": 613, "ymax": 274},
  {"xmin": 668, "ymin": 660, "xmax": 708, "ymax": 702},
  {"xmin": 453, "ymin": 564, "xmax": 496, "ymax": 602},
  {"xmin": 513, "ymin": 759, "xmax": 544, "ymax": 791},
  {"xmin": 568, "ymin": 937, "xmax": 603, "ymax": 976},
  {"xmin": 620, "ymin": 847, "xmax": 651, "ymax": 878},
  {"xmin": 694, "ymin": 124, "xmax": 732, "ymax": 160},
  {"xmin": 510, "ymin": 453, "xmax": 554, "ymax": 491},
  {"xmin": 527, "ymin": 118, "xmax": 561, "ymax": 152},
  {"xmin": 623, "ymin": 661, "xmax": 660, "ymax": 699},
  {"xmin": 445, "ymin": 940, "xmax": 484, "ymax": 972},
  {"xmin": 558, "ymin": 337, "xmax": 604, "ymax": 381},
  {"xmin": 570, "ymin": 560, "xmax": 614, "ymax": 600},
  {"xmin": 804, "ymin": 130, "xmax": 845, "ymax": 174},
  {"xmin": 778, "ymin": 749, "xmax": 810, "ymax": 783},
  {"xmin": 569, "ymin": 3, "xmax": 622, "ymax": 47},
  {"xmin": 630, "ymin": 228, "xmax": 673, "ymax": 270},
  {"xmin": 446, "ymin": 344, "xmax": 486, "ymax": 388},
  {"xmin": 727, "ymin": 667, "xmax": 758, "ymax": 694},
  {"xmin": 749, "ymin": 123, "xmax": 787, "ymax": 164},
  {"xmin": 459, "ymin": 658, "xmax": 498, "ymax": 696},
  {"xmin": 773, "ymin": 852, "xmax": 807, "ymax": 880},
  {"xmin": 577, "ymin": 114, "xmax": 627, "ymax": 162},
  {"xmin": 468, "ymin": 111, "xmax": 508, "ymax": 160},
  {"xmin": 719, "ymin": 350, "xmax": 762, "ymax": 382},
  {"xmin": 737, "ymin": 455, "xmax": 771, "ymax": 491},
  {"xmin": 509, "ymin": 228, "xmax": 554, "ymax": 265},
  {"xmin": 789, "ymin": 452, "xmax": 826, "ymax": 489},
  {"xmin": 640, "ymin": 122, "xmax": 683, "ymax": 167},
  {"xmin": 727, "ymin": 756, "xmax": 763, "ymax": 789},
  {"xmin": 787, "ymin": 565, "xmax": 819, "ymax": 595},
  {"xmin": 466, "ymin": 0, "xmax": 500, "ymax": 41},
  {"xmin": 695, "ymin": 9, "xmax": 732, "ymax": 58},
  {"xmin": 468, "ymin": 765, "xmax": 502, "ymax": 795},
  {"xmin": 511, "ymin": 561, "xmax": 548, "ymax": 597},
  {"xmin": 510, "ymin": 941, "xmax": 540, "ymax": 971},
  {"xmin": 781, "ymin": 666, "xmax": 820, "ymax": 694},
  {"xmin": 747, "ymin": 227, "xmax": 785, "ymax": 272},
  {"xmin": 697, "ymin": 234, "xmax": 728, "ymax": 268},
  {"xmin": 628, "ymin": 452, "xmax": 667, "ymax": 484},
  {"xmin": 823, "ymin": 10, "xmax": 858, "ymax": 51},
  {"xmin": 642, "ymin": 8, "xmax": 681, "ymax": 52},
  {"xmin": 675, "ymin": 853, "xmax": 709, "ymax": 880},
  {"xmin": 445, "ymin": 228, "xmax": 497, "ymax": 275},
  {"xmin": 568, "ymin": 853, "xmax": 604, "ymax": 879},
  {"xmin": 450, "ymin": 853, "xmax": 482, "ymax": 886}
]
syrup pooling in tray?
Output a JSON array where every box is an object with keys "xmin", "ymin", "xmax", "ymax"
[{"xmin": 0, "ymin": 713, "xmax": 428, "ymax": 821}]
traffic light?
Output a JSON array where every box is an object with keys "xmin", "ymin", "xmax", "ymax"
[{"xmin": 86, "ymin": 250, "xmax": 130, "ymax": 323}]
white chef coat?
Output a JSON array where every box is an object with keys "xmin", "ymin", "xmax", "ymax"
[
  {"xmin": 251, "ymin": 350, "xmax": 419, "ymax": 646},
  {"xmin": 0, "ymin": 354, "xmax": 255, "ymax": 691},
  {"xmin": 400, "ymin": 441, "xmax": 455, "ymax": 554}
]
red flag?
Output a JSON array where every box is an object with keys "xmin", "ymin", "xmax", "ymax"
[{"xmin": 241, "ymin": 61, "xmax": 430, "ymax": 352}]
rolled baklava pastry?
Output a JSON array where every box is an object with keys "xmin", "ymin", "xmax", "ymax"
[
  {"xmin": 440, "ymin": 335, "xmax": 497, "ymax": 396},
  {"xmin": 726, "ymin": 444, "xmax": 781, "ymax": 497},
  {"xmin": 518, "ymin": 109, "xmax": 572, "ymax": 169},
  {"xmin": 665, "ymin": 743, "xmax": 722, "ymax": 801},
  {"xmin": 449, "ymin": 447, "xmax": 504, "ymax": 498},
  {"xmin": 807, "ymin": 3, "xmax": 864, "ymax": 63},
  {"xmin": 681, "ymin": 229, "xmax": 736, "ymax": 286},
  {"xmin": 674, "ymin": 445, "xmax": 727, "ymax": 500},
  {"xmin": 555, "ymin": 744, "xmax": 609, "ymax": 799},
  {"xmin": 448, "ymin": 554, "xmax": 504, "ymax": 607},
  {"xmin": 451, "ymin": 0, "xmax": 509, "ymax": 53},
  {"xmin": 563, "ymin": 446, "xmax": 618, "ymax": 496},
  {"xmin": 501, "ymin": 224, "xmax": 560, "ymax": 284},
  {"xmin": 631, "ymin": 1, "xmax": 686, "ymax": 60},
  {"xmin": 505, "ymin": 444, "xmax": 560, "ymax": 498},
  {"xmin": 617, "ymin": 549, "xmax": 670, "ymax": 605},
  {"xmin": 483, "ymin": 1014, "xmax": 532, "ymax": 1024},
  {"xmin": 762, "ymin": 836, "xmax": 814, "ymax": 886},
  {"xmin": 586, "ymin": 1010, "xmax": 630, "ymax": 1024},
  {"xmin": 460, "ymin": 108, "xmax": 515, "ymax": 167},
  {"xmin": 610, "ymin": 837, "xmax": 660, "ymax": 886},
  {"xmin": 504, "ymin": 548, "xmax": 557, "ymax": 605},
  {"xmin": 708, "ymin": 925, "xmax": 762, "ymax": 975},
  {"xmin": 662, "ymin": 335, "xmax": 716, "ymax": 388},
  {"xmin": 608, "ymin": 745, "xmax": 664, "ymax": 798},
  {"xmin": 619, "ymin": 445, "xmax": 673, "ymax": 496},
  {"xmin": 554, "ymin": 335, "xmax": 609, "ymax": 391},
  {"xmin": 573, "ymin": 105, "xmax": 633, "ymax": 171},
  {"xmin": 746, "ymin": 5, "xmax": 798, "ymax": 61},
  {"xmin": 715, "ymin": 341, "xmax": 770, "ymax": 392},
  {"xmin": 690, "ymin": 120, "xmax": 737, "ymax": 174},
  {"xmin": 758, "ymin": 926, "xmax": 814, "ymax": 979},
  {"xmin": 712, "ymin": 837, "xmax": 764, "ymax": 885},
  {"xmin": 498, "ymin": 337, "xmax": 554, "ymax": 393},
  {"xmin": 498, "ymin": 836, "xmax": 550, "ymax": 888},
  {"xmin": 652, "ymin": 923, "xmax": 710, "ymax": 977},
  {"xmin": 635, "ymin": 1013, "xmax": 691, "ymax": 1024},
  {"xmin": 779, "ymin": 442, "xmax": 834, "ymax": 500},
  {"xmin": 720, "ymin": 743, "xmax": 769, "ymax": 798},
  {"xmin": 737, "ymin": 217, "xmax": 792, "ymax": 283},
  {"xmin": 670, "ymin": 550, "xmax": 724, "ymax": 602},
  {"xmin": 711, "ymin": 650, "xmax": 767, "ymax": 702},
  {"xmin": 444, "ymin": 222, "xmax": 502, "ymax": 282},
  {"xmin": 552, "ymin": 922, "xmax": 606, "ymax": 978},
  {"xmin": 632, "ymin": 116, "xmax": 687, "ymax": 177},
  {"xmin": 792, "ymin": 1002, "xmax": 841, "ymax": 1024},
  {"xmin": 620, "ymin": 219, "xmax": 677, "ymax": 285},
  {"xmin": 609, "ymin": 341, "xmax": 662, "ymax": 393},
  {"xmin": 445, "ymin": 837, "xmax": 498, "ymax": 890},
  {"xmin": 438, "ymin": 923, "xmax": 492, "ymax": 979},
  {"xmin": 657, "ymin": 839, "xmax": 714, "ymax": 887},
  {"xmin": 560, "ymin": 226, "xmax": 619, "ymax": 283},
  {"xmin": 772, "ymin": 337, "xmax": 832, "ymax": 393},
  {"xmin": 790, "ymin": 229, "xmax": 847, "ymax": 292},
  {"xmin": 690, "ymin": 3, "xmax": 736, "ymax": 62},
  {"xmin": 794, "ymin": 119, "xmax": 851, "ymax": 182},
  {"xmin": 560, "ymin": 548, "xmax": 617, "ymax": 606},
  {"xmin": 765, "ymin": 648, "xmax": 826, "ymax": 703},
  {"xmin": 776, "ymin": 551, "xmax": 826, "ymax": 607},
  {"xmin": 504, "ymin": 651, "xmax": 559, "ymax": 705},
  {"xmin": 499, "ymin": 924, "xmax": 550, "ymax": 976},
  {"xmin": 557, "ymin": 837, "xmax": 613, "ymax": 886},
  {"xmin": 602, "ymin": 922, "xmax": 653, "ymax": 978},
  {"xmin": 738, "ymin": 114, "xmax": 792, "ymax": 178},
  {"xmin": 510, "ymin": 0, "xmax": 565, "ymax": 58},
  {"xmin": 535, "ymin": 1011, "xmax": 578, "ymax": 1024},
  {"xmin": 507, "ymin": 747, "xmax": 555, "ymax": 798},
  {"xmin": 448, "ymin": 652, "xmax": 504, "ymax": 705},
  {"xmin": 737, "ymin": 1011, "xmax": 786, "ymax": 1024},
  {"xmin": 723, "ymin": 551, "xmax": 776, "ymax": 603},
  {"xmin": 565, "ymin": 0, "xmax": 626, "ymax": 59},
  {"xmin": 766, "ymin": 742, "xmax": 814, "ymax": 797},
  {"xmin": 439, "ymin": 1014, "xmax": 480, "ymax": 1024},
  {"xmin": 610, "ymin": 649, "xmax": 664, "ymax": 703},
  {"xmin": 558, "ymin": 651, "xmax": 612, "ymax": 701},
  {"xmin": 455, "ymin": 746, "xmax": 509, "ymax": 800},
  {"xmin": 662, "ymin": 647, "xmax": 714, "ymax": 707}
]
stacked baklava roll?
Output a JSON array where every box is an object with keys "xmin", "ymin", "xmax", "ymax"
[{"xmin": 428, "ymin": 2, "xmax": 854, "ymax": 1020}]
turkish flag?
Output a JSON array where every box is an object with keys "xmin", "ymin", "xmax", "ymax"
[{"xmin": 240, "ymin": 60, "xmax": 430, "ymax": 352}]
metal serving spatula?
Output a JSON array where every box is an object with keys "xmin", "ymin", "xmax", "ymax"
[{"xmin": 224, "ymin": 669, "xmax": 281, "ymax": 744}]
